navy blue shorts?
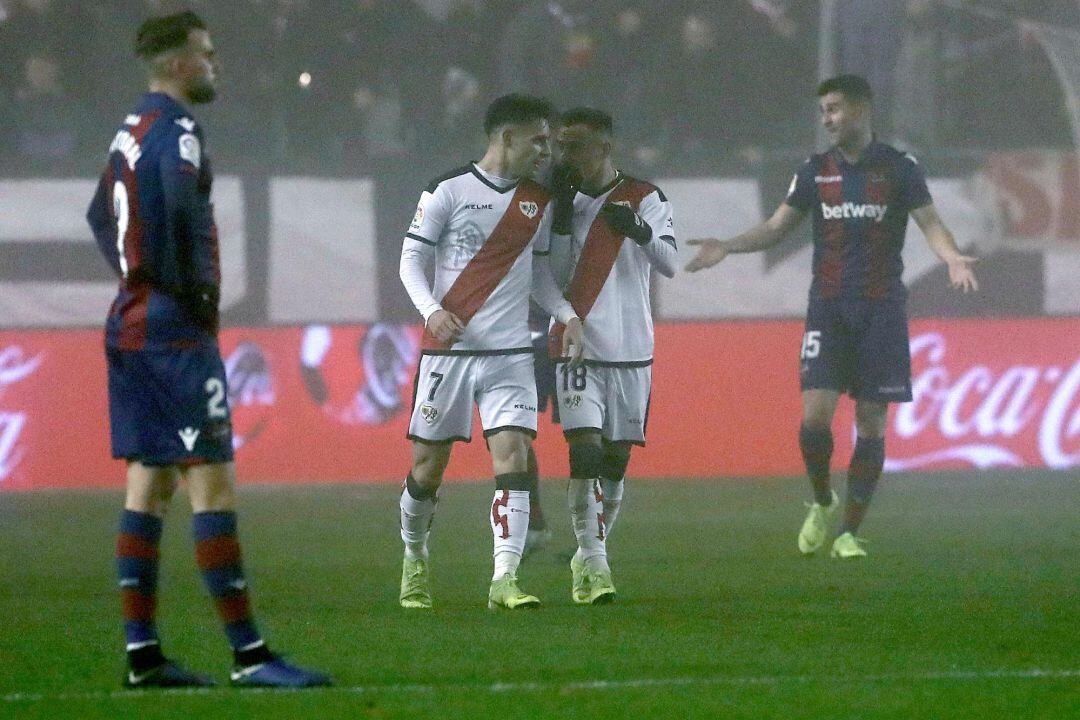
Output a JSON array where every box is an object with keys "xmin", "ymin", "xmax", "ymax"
[
  {"xmin": 799, "ymin": 298, "xmax": 912, "ymax": 403},
  {"xmin": 107, "ymin": 345, "xmax": 234, "ymax": 466}
]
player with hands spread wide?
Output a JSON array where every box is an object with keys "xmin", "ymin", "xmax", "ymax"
[{"xmin": 685, "ymin": 75, "xmax": 977, "ymax": 559}]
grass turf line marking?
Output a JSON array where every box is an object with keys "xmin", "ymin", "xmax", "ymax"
[{"xmin": 3, "ymin": 668, "xmax": 1079, "ymax": 703}]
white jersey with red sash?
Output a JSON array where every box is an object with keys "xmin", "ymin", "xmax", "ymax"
[
  {"xmin": 401, "ymin": 163, "xmax": 553, "ymax": 353},
  {"xmin": 550, "ymin": 173, "xmax": 676, "ymax": 363}
]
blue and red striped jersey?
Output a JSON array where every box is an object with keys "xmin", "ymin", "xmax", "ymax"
[
  {"xmin": 87, "ymin": 92, "xmax": 221, "ymax": 351},
  {"xmin": 784, "ymin": 141, "xmax": 932, "ymax": 301}
]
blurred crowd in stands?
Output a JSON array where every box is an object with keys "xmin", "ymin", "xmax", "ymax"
[{"xmin": 0, "ymin": 0, "xmax": 1075, "ymax": 179}]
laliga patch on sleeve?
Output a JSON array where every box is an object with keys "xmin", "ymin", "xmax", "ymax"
[
  {"xmin": 178, "ymin": 133, "xmax": 201, "ymax": 169},
  {"xmin": 410, "ymin": 204, "xmax": 425, "ymax": 230}
]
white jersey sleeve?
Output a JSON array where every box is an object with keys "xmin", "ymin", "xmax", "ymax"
[
  {"xmin": 400, "ymin": 184, "xmax": 453, "ymax": 321},
  {"xmin": 636, "ymin": 189, "xmax": 677, "ymax": 278}
]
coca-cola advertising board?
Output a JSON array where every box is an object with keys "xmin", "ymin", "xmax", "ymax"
[{"xmin": 0, "ymin": 319, "xmax": 1077, "ymax": 491}]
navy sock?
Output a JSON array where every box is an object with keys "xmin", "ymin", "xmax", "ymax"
[
  {"xmin": 799, "ymin": 424, "xmax": 834, "ymax": 505},
  {"xmin": 841, "ymin": 437, "xmax": 886, "ymax": 534},
  {"xmin": 192, "ymin": 511, "xmax": 266, "ymax": 658},
  {"xmin": 117, "ymin": 510, "xmax": 163, "ymax": 658}
]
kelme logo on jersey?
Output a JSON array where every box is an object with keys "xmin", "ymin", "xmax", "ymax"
[
  {"xmin": 518, "ymin": 201, "xmax": 538, "ymax": 219},
  {"xmin": 420, "ymin": 403, "xmax": 439, "ymax": 425},
  {"xmin": 821, "ymin": 202, "xmax": 888, "ymax": 222}
]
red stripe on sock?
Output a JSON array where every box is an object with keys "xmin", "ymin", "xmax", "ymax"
[
  {"xmin": 121, "ymin": 590, "xmax": 156, "ymax": 622},
  {"xmin": 117, "ymin": 533, "xmax": 159, "ymax": 560},
  {"xmin": 215, "ymin": 594, "xmax": 251, "ymax": 624},
  {"xmin": 195, "ymin": 536, "xmax": 242, "ymax": 570}
]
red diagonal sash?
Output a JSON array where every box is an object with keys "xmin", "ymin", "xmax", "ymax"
[
  {"xmin": 548, "ymin": 179, "xmax": 653, "ymax": 356},
  {"xmin": 422, "ymin": 181, "xmax": 549, "ymax": 350}
]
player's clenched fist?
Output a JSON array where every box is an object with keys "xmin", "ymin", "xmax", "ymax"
[
  {"xmin": 684, "ymin": 238, "xmax": 730, "ymax": 272},
  {"xmin": 426, "ymin": 309, "xmax": 465, "ymax": 344},
  {"xmin": 601, "ymin": 202, "xmax": 652, "ymax": 246}
]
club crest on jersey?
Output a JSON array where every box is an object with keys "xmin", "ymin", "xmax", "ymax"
[
  {"xmin": 420, "ymin": 403, "xmax": 439, "ymax": 425},
  {"xmin": 518, "ymin": 201, "xmax": 539, "ymax": 219},
  {"xmin": 410, "ymin": 204, "xmax": 425, "ymax": 230}
]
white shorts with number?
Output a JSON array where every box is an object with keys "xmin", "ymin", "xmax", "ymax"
[
  {"xmin": 554, "ymin": 361, "xmax": 652, "ymax": 445},
  {"xmin": 408, "ymin": 351, "xmax": 538, "ymax": 443}
]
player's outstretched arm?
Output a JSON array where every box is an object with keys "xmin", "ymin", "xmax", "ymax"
[
  {"xmin": 911, "ymin": 204, "xmax": 978, "ymax": 293},
  {"xmin": 684, "ymin": 203, "xmax": 804, "ymax": 272}
]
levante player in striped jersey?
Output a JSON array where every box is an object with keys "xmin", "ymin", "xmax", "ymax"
[
  {"xmin": 87, "ymin": 12, "xmax": 328, "ymax": 688},
  {"xmin": 685, "ymin": 75, "xmax": 978, "ymax": 559}
]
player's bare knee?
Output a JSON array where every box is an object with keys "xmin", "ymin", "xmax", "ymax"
[
  {"xmin": 487, "ymin": 430, "xmax": 530, "ymax": 475},
  {"xmin": 801, "ymin": 390, "xmax": 839, "ymax": 429},
  {"xmin": 854, "ymin": 401, "xmax": 888, "ymax": 438},
  {"xmin": 185, "ymin": 462, "xmax": 236, "ymax": 512},
  {"xmin": 410, "ymin": 440, "xmax": 452, "ymax": 489},
  {"xmin": 124, "ymin": 462, "xmax": 178, "ymax": 516},
  {"xmin": 801, "ymin": 405, "xmax": 833, "ymax": 430}
]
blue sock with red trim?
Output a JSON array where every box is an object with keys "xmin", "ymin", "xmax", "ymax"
[
  {"xmin": 799, "ymin": 424, "xmax": 835, "ymax": 506},
  {"xmin": 117, "ymin": 510, "xmax": 163, "ymax": 668},
  {"xmin": 192, "ymin": 511, "xmax": 271, "ymax": 666},
  {"xmin": 841, "ymin": 437, "xmax": 886, "ymax": 534}
]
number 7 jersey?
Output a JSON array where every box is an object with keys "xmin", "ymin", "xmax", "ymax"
[
  {"xmin": 400, "ymin": 163, "xmax": 567, "ymax": 352},
  {"xmin": 550, "ymin": 173, "xmax": 677, "ymax": 363}
]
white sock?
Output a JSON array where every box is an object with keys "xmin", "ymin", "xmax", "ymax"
[
  {"xmin": 491, "ymin": 490, "xmax": 529, "ymax": 580},
  {"xmin": 600, "ymin": 477, "xmax": 624, "ymax": 538},
  {"xmin": 400, "ymin": 486, "xmax": 437, "ymax": 561},
  {"xmin": 568, "ymin": 478, "xmax": 609, "ymax": 573}
]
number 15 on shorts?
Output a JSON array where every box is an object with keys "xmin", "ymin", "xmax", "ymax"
[{"xmin": 801, "ymin": 331, "xmax": 821, "ymax": 359}]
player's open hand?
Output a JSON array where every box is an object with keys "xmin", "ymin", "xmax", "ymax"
[
  {"xmin": 946, "ymin": 255, "xmax": 978, "ymax": 293},
  {"xmin": 684, "ymin": 238, "xmax": 730, "ymax": 272},
  {"xmin": 427, "ymin": 309, "xmax": 465, "ymax": 343},
  {"xmin": 562, "ymin": 316, "xmax": 585, "ymax": 369}
]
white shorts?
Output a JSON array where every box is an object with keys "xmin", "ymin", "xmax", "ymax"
[
  {"xmin": 408, "ymin": 351, "xmax": 538, "ymax": 443},
  {"xmin": 554, "ymin": 361, "xmax": 652, "ymax": 445}
]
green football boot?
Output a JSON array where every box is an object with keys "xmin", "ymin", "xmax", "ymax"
[
  {"xmin": 399, "ymin": 556, "xmax": 433, "ymax": 609},
  {"xmin": 797, "ymin": 490, "xmax": 839, "ymax": 555},
  {"xmin": 830, "ymin": 532, "xmax": 868, "ymax": 559},
  {"xmin": 487, "ymin": 573, "xmax": 540, "ymax": 610}
]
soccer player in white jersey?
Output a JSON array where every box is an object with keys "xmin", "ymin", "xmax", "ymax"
[
  {"xmin": 547, "ymin": 107, "xmax": 677, "ymax": 604},
  {"xmin": 397, "ymin": 94, "xmax": 584, "ymax": 610}
]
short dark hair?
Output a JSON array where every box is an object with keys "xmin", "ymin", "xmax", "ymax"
[
  {"xmin": 135, "ymin": 11, "xmax": 207, "ymax": 59},
  {"xmin": 816, "ymin": 74, "xmax": 873, "ymax": 104},
  {"xmin": 483, "ymin": 94, "xmax": 555, "ymax": 135},
  {"xmin": 560, "ymin": 107, "xmax": 613, "ymax": 134}
]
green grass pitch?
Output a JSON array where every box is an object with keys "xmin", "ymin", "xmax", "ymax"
[{"xmin": 1, "ymin": 472, "xmax": 1078, "ymax": 719}]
